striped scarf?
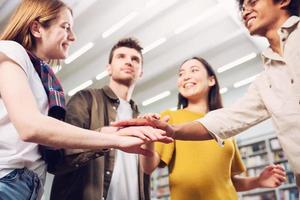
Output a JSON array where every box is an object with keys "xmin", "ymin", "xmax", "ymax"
[
  {"xmin": 27, "ymin": 51, "xmax": 66, "ymax": 171},
  {"xmin": 27, "ymin": 51, "xmax": 66, "ymax": 120}
]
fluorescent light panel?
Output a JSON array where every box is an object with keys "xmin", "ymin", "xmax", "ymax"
[
  {"xmin": 96, "ymin": 71, "xmax": 109, "ymax": 80},
  {"xmin": 142, "ymin": 90, "xmax": 171, "ymax": 106},
  {"xmin": 65, "ymin": 42, "xmax": 94, "ymax": 64},
  {"xmin": 142, "ymin": 37, "xmax": 167, "ymax": 54},
  {"xmin": 102, "ymin": 11, "xmax": 138, "ymax": 38},
  {"xmin": 217, "ymin": 53, "xmax": 257, "ymax": 73},
  {"xmin": 220, "ymin": 87, "xmax": 228, "ymax": 94},
  {"xmin": 68, "ymin": 80, "xmax": 93, "ymax": 96},
  {"xmin": 233, "ymin": 74, "xmax": 258, "ymax": 88}
]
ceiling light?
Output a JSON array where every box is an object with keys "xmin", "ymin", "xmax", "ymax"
[
  {"xmin": 142, "ymin": 37, "xmax": 167, "ymax": 54},
  {"xmin": 220, "ymin": 87, "xmax": 228, "ymax": 94},
  {"xmin": 68, "ymin": 80, "xmax": 93, "ymax": 96},
  {"xmin": 95, "ymin": 70, "xmax": 109, "ymax": 80},
  {"xmin": 65, "ymin": 42, "xmax": 94, "ymax": 64},
  {"xmin": 102, "ymin": 11, "xmax": 138, "ymax": 38},
  {"xmin": 142, "ymin": 90, "xmax": 171, "ymax": 106},
  {"xmin": 233, "ymin": 74, "xmax": 258, "ymax": 88},
  {"xmin": 217, "ymin": 53, "xmax": 257, "ymax": 73}
]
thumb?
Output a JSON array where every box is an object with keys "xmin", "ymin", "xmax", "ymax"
[{"xmin": 161, "ymin": 115, "xmax": 170, "ymax": 123}]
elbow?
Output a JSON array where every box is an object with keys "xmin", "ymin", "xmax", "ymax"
[
  {"xmin": 17, "ymin": 117, "xmax": 42, "ymax": 143},
  {"xmin": 19, "ymin": 124, "xmax": 40, "ymax": 142}
]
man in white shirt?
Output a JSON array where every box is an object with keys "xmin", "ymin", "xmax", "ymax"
[{"xmin": 113, "ymin": 0, "xmax": 300, "ymax": 191}]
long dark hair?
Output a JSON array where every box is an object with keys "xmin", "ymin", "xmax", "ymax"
[{"xmin": 177, "ymin": 57, "xmax": 223, "ymax": 111}]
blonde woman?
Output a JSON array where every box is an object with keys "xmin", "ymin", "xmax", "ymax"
[{"xmin": 0, "ymin": 0, "xmax": 171, "ymax": 199}]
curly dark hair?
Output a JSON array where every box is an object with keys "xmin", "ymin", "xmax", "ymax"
[{"xmin": 237, "ymin": 0, "xmax": 299, "ymax": 16}]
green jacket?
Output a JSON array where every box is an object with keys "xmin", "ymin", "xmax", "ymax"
[{"xmin": 50, "ymin": 86, "xmax": 150, "ymax": 200}]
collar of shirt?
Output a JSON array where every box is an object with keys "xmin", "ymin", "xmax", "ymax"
[{"xmin": 261, "ymin": 16, "xmax": 300, "ymax": 65}]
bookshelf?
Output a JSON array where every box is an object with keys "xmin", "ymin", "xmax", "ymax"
[
  {"xmin": 238, "ymin": 134, "xmax": 299, "ymax": 200},
  {"xmin": 150, "ymin": 167, "xmax": 170, "ymax": 200}
]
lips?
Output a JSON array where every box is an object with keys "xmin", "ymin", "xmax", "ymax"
[
  {"xmin": 121, "ymin": 67, "xmax": 134, "ymax": 73},
  {"xmin": 62, "ymin": 43, "xmax": 69, "ymax": 49},
  {"xmin": 183, "ymin": 82, "xmax": 196, "ymax": 89},
  {"xmin": 245, "ymin": 16, "xmax": 256, "ymax": 28}
]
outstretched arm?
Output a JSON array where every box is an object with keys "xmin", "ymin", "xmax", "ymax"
[
  {"xmin": 232, "ymin": 165, "xmax": 286, "ymax": 191},
  {"xmin": 0, "ymin": 56, "xmax": 168, "ymax": 155},
  {"xmin": 113, "ymin": 77, "xmax": 270, "ymax": 143}
]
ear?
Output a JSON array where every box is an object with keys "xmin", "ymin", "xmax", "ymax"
[
  {"xmin": 279, "ymin": 0, "xmax": 291, "ymax": 10},
  {"xmin": 208, "ymin": 76, "xmax": 216, "ymax": 87},
  {"xmin": 30, "ymin": 21, "xmax": 43, "ymax": 39},
  {"xmin": 106, "ymin": 64, "xmax": 112, "ymax": 76}
]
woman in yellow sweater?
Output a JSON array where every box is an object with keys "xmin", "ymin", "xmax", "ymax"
[{"xmin": 140, "ymin": 57, "xmax": 286, "ymax": 200}]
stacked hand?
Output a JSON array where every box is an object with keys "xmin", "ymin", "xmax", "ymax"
[
  {"xmin": 111, "ymin": 113, "xmax": 175, "ymax": 138},
  {"xmin": 101, "ymin": 124, "xmax": 173, "ymax": 156}
]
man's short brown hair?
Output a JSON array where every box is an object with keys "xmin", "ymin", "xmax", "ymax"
[{"xmin": 108, "ymin": 37, "xmax": 143, "ymax": 64}]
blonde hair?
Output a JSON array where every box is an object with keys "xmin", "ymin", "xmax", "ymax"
[{"xmin": 0, "ymin": 0, "xmax": 71, "ymax": 51}]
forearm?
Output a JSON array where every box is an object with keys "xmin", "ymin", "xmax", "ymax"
[
  {"xmin": 18, "ymin": 113, "xmax": 119, "ymax": 149},
  {"xmin": 232, "ymin": 176, "xmax": 260, "ymax": 191},
  {"xmin": 140, "ymin": 143, "xmax": 160, "ymax": 174},
  {"xmin": 173, "ymin": 121, "xmax": 213, "ymax": 140}
]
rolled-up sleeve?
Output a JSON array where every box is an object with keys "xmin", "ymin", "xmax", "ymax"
[{"xmin": 197, "ymin": 77, "xmax": 270, "ymax": 144}]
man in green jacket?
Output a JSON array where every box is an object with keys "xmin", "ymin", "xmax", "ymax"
[{"xmin": 50, "ymin": 38, "xmax": 151, "ymax": 200}]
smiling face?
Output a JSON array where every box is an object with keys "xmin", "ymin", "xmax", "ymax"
[
  {"xmin": 35, "ymin": 7, "xmax": 75, "ymax": 61},
  {"xmin": 241, "ymin": 0, "xmax": 287, "ymax": 36},
  {"xmin": 107, "ymin": 47, "xmax": 143, "ymax": 86},
  {"xmin": 177, "ymin": 59, "xmax": 215, "ymax": 102}
]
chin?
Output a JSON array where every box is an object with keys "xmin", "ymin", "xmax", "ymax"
[
  {"xmin": 247, "ymin": 24, "xmax": 265, "ymax": 36},
  {"xmin": 59, "ymin": 52, "xmax": 68, "ymax": 59}
]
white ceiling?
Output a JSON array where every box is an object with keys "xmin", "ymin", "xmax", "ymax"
[{"xmin": 0, "ymin": 0, "xmax": 269, "ymax": 113}]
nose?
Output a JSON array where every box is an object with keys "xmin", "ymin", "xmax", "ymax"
[
  {"xmin": 242, "ymin": 7, "xmax": 252, "ymax": 20},
  {"xmin": 125, "ymin": 57, "xmax": 133, "ymax": 66},
  {"xmin": 68, "ymin": 29, "xmax": 76, "ymax": 42},
  {"xmin": 183, "ymin": 74, "xmax": 191, "ymax": 81}
]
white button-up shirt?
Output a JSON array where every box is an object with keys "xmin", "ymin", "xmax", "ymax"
[{"xmin": 198, "ymin": 16, "xmax": 300, "ymax": 174}]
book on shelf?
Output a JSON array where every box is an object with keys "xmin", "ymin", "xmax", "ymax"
[{"xmin": 238, "ymin": 134, "xmax": 299, "ymax": 200}]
